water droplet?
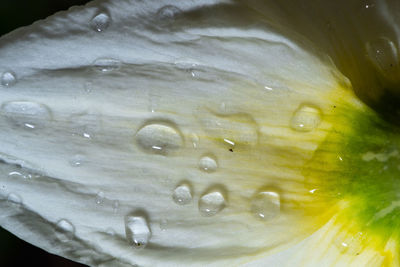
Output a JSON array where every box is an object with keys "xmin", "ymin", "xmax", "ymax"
[
  {"xmin": 250, "ymin": 191, "xmax": 280, "ymax": 220},
  {"xmin": 69, "ymin": 112, "xmax": 101, "ymax": 140},
  {"xmin": 190, "ymin": 133, "xmax": 199, "ymax": 149},
  {"xmin": 1, "ymin": 101, "xmax": 52, "ymax": 129},
  {"xmin": 157, "ymin": 5, "xmax": 181, "ymax": 19},
  {"xmin": 196, "ymin": 109, "xmax": 259, "ymax": 147},
  {"xmin": 136, "ymin": 122, "xmax": 183, "ymax": 155},
  {"xmin": 125, "ymin": 215, "xmax": 151, "ymax": 249},
  {"xmin": 69, "ymin": 154, "xmax": 86, "ymax": 167},
  {"xmin": 172, "ymin": 183, "xmax": 192, "ymax": 205},
  {"xmin": 105, "ymin": 227, "xmax": 115, "ymax": 236},
  {"xmin": 199, "ymin": 190, "xmax": 226, "ymax": 216},
  {"xmin": 91, "ymin": 13, "xmax": 110, "ymax": 32},
  {"xmin": 159, "ymin": 219, "xmax": 168, "ymax": 231},
  {"xmin": 290, "ymin": 104, "xmax": 322, "ymax": 132},
  {"xmin": 92, "ymin": 58, "xmax": 121, "ymax": 73},
  {"xmin": 335, "ymin": 232, "xmax": 365, "ymax": 255},
  {"xmin": 95, "ymin": 191, "xmax": 105, "ymax": 205},
  {"xmin": 199, "ymin": 156, "xmax": 218, "ymax": 173},
  {"xmin": 7, "ymin": 193, "xmax": 22, "ymax": 204},
  {"xmin": 1, "ymin": 71, "xmax": 17, "ymax": 87},
  {"xmin": 366, "ymin": 37, "xmax": 400, "ymax": 81},
  {"xmin": 55, "ymin": 219, "xmax": 75, "ymax": 242}
]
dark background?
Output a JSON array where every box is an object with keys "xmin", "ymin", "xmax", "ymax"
[{"xmin": 0, "ymin": 1, "xmax": 91, "ymax": 266}]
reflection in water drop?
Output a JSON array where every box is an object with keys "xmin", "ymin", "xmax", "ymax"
[
  {"xmin": 55, "ymin": 219, "xmax": 75, "ymax": 242},
  {"xmin": 125, "ymin": 215, "xmax": 151, "ymax": 249},
  {"xmin": 250, "ymin": 191, "xmax": 280, "ymax": 220},
  {"xmin": 91, "ymin": 13, "xmax": 110, "ymax": 32},
  {"xmin": 172, "ymin": 183, "xmax": 192, "ymax": 205},
  {"xmin": 199, "ymin": 190, "xmax": 226, "ymax": 216},
  {"xmin": 136, "ymin": 122, "xmax": 183, "ymax": 155},
  {"xmin": 1, "ymin": 71, "xmax": 17, "ymax": 87},
  {"xmin": 290, "ymin": 104, "xmax": 321, "ymax": 132},
  {"xmin": 1, "ymin": 101, "xmax": 52, "ymax": 129},
  {"xmin": 199, "ymin": 156, "xmax": 218, "ymax": 173}
]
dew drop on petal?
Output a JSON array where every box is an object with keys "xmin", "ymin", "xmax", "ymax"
[
  {"xmin": 90, "ymin": 13, "xmax": 110, "ymax": 32},
  {"xmin": 290, "ymin": 104, "xmax": 322, "ymax": 132},
  {"xmin": 199, "ymin": 191, "xmax": 226, "ymax": 216},
  {"xmin": 157, "ymin": 5, "xmax": 181, "ymax": 19},
  {"xmin": 1, "ymin": 101, "xmax": 52, "ymax": 129},
  {"xmin": 112, "ymin": 200, "xmax": 120, "ymax": 213},
  {"xmin": 1, "ymin": 71, "xmax": 17, "ymax": 87},
  {"xmin": 6, "ymin": 193, "xmax": 22, "ymax": 205},
  {"xmin": 366, "ymin": 37, "xmax": 400, "ymax": 80},
  {"xmin": 172, "ymin": 183, "xmax": 192, "ymax": 205},
  {"xmin": 250, "ymin": 191, "xmax": 280, "ymax": 220},
  {"xmin": 55, "ymin": 219, "xmax": 75, "ymax": 242},
  {"xmin": 136, "ymin": 122, "xmax": 183, "ymax": 155},
  {"xmin": 198, "ymin": 155, "xmax": 218, "ymax": 173},
  {"xmin": 92, "ymin": 58, "xmax": 121, "ymax": 73},
  {"xmin": 69, "ymin": 154, "xmax": 86, "ymax": 167},
  {"xmin": 125, "ymin": 215, "xmax": 151, "ymax": 249},
  {"xmin": 95, "ymin": 191, "xmax": 105, "ymax": 205}
]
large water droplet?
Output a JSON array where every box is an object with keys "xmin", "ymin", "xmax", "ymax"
[
  {"xmin": 157, "ymin": 5, "xmax": 181, "ymax": 19},
  {"xmin": 7, "ymin": 193, "xmax": 22, "ymax": 205},
  {"xmin": 92, "ymin": 58, "xmax": 121, "ymax": 73},
  {"xmin": 196, "ymin": 109, "xmax": 259, "ymax": 148},
  {"xmin": 199, "ymin": 190, "xmax": 226, "ymax": 216},
  {"xmin": 366, "ymin": 37, "xmax": 400, "ymax": 81},
  {"xmin": 1, "ymin": 71, "xmax": 17, "ymax": 87},
  {"xmin": 136, "ymin": 122, "xmax": 183, "ymax": 155},
  {"xmin": 250, "ymin": 191, "xmax": 280, "ymax": 220},
  {"xmin": 91, "ymin": 13, "xmax": 110, "ymax": 32},
  {"xmin": 125, "ymin": 215, "xmax": 151, "ymax": 249},
  {"xmin": 198, "ymin": 155, "xmax": 218, "ymax": 173},
  {"xmin": 290, "ymin": 104, "xmax": 322, "ymax": 132},
  {"xmin": 172, "ymin": 183, "xmax": 192, "ymax": 205},
  {"xmin": 1, "ymin": 101, "xmax": 52, "ymax": 129},
  {"xmin": 55, "ymin": 219, "xmax": 75, "ymax": 242}
]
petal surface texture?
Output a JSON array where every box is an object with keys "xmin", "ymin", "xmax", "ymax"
[{"xmin": 0, "ymin": 0, "xmax": 399, "ymax": 266}]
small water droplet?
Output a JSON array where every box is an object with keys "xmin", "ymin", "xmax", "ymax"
[
  {"xmin": 1, "ymin": 71, "xmax": 17, "ymax": 87},
  {"xmin": 105, "ymin": 227, "xmax": 115, "ymax": 236},
  {"xmin": 1, "ymin": 101, "xmax": 52, "ymax": 129},
  {"xmin": 199, "ymin": 190, "xmax": 226, "ymax": 216},
  {"xmin": 125, "ymin": 215, "xmax": 151, "ymax": 249},
  {"xmin": 159, "ymin": 219, "xmax": 168, "ymax": 231},
  {"xmin": 95, "ymin": 191, "xmax": 105, "ymax": 205},
  {"xmin": 136, "ymin": 122, "xmax": 183, "ymax": 155},
  {"xmin": 92, "ymin": 58, "xmax": 121, "ymax": 73},
  {"xmin": 199, "ymin": 156, "xmax": 218, "ymax": 173},
  {"xmin": 7, "ymin": 193, "xmax": 22, "ymax": 204},
  {"xmin": 172, "ymin": 183, "xmax": 192, "ymax": 205},
  {"xmin": 290, "ymin": 104, "xmax": 322, "ymax": 132},
  {"xmin": 55, "ymin": 219, "xmax": 75, "ymax": 242},
  {"xmin": 190, "ymin": 133, "xmax": 199, "ymax": 149},
  {"xmin": 250, "ymin": 191, "xmax": 280, "ymax": 220},
  {"xmin": 335, "ymin": 232, "xmax": 365, "ymax": 255},
  {"xmin": 366, "ymin": 37, "xmax": 400, "ymax": 81},
  {"xmin": 91, "ymin": 13, "xmax": 110, "ymax": 32},
  {"xmin": 69, "ymin": 154, "xmax": 86, "ymax": 167},
  {"xmin": 157, "ymin": 5, "xmax": 181, "ymax": 19}
]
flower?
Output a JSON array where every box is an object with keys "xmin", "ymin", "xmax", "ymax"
[{"xmin": 0, "ymin": 0, "xmax": 400, "ymax": 266}]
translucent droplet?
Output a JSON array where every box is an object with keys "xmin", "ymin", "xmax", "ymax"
[
  {"xmin": 1, "ymin": 71, "xmax": 17, "ymax": 87},
  {"xmin": 1, "ymin": 101, "xmax": 52, "ymax": 129},
  {"xmin": 250, "ymin": 191, "xmax": 280, "ymax": 220},
  {"xmin": 125, "ymin": 215, "xmax": 151, "ymax": 249},
  {"xmin": 159, "ymin": 219, "xmax": 168, "ymax": 231},
  {"xmin": 95, "ymin": 191, "xmax": 105, "ymax": 205},
  {"xmin": 92, "ymin": 58, "xmax": 121, "ymax": 73},
  {"xmin": 69, "ymin": 154, "xmax": 86, "ymax": 167},
  {"xmin": 7, "ymin": 193, "xmax": 22, "ymax": 204},
  {"xmin": 157, "ymin": 5, "xmax": 181, "ymax": 19},
  {"xmin": 335, "ymin": 232, "xmax": 365, "ymax": 255},
  {"xmin": 91, "ymin": 13, "xmax": 110, "ymax": 32},
  {"xmin": 112, "ymin": 200, "xmax": 120, "ymax": 213},
  {"xmin": 366, "ymin": 37, "xmax": 400, "ymax": 81},
  {"xmin": 55, "ymin": 219, "xmax": 75, "ymax": 242},
  {"xmin": 290, "ymin": 104, "xmax": 322, "ymax": 132},
  {"xmin": 199, "ymin": 191, "xmax": 226, "ymax": 216},
  {"xmin": 172, "ymin": 184, "xmax": 192, "ymax": 205},
  {"xmin": 69, "ymin": 112, "xmax": 101, "ymax": 140},
  {"xmin": 199, "ymin": 156, "xmax": 218, "ymax": 173},
  {"xmin": 190, "ymin": 133, "xmax": 199, "ymax": 149},
  {"xmin": 136, "ymin": 122, "xmax": 183, "ymax": 155}
]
